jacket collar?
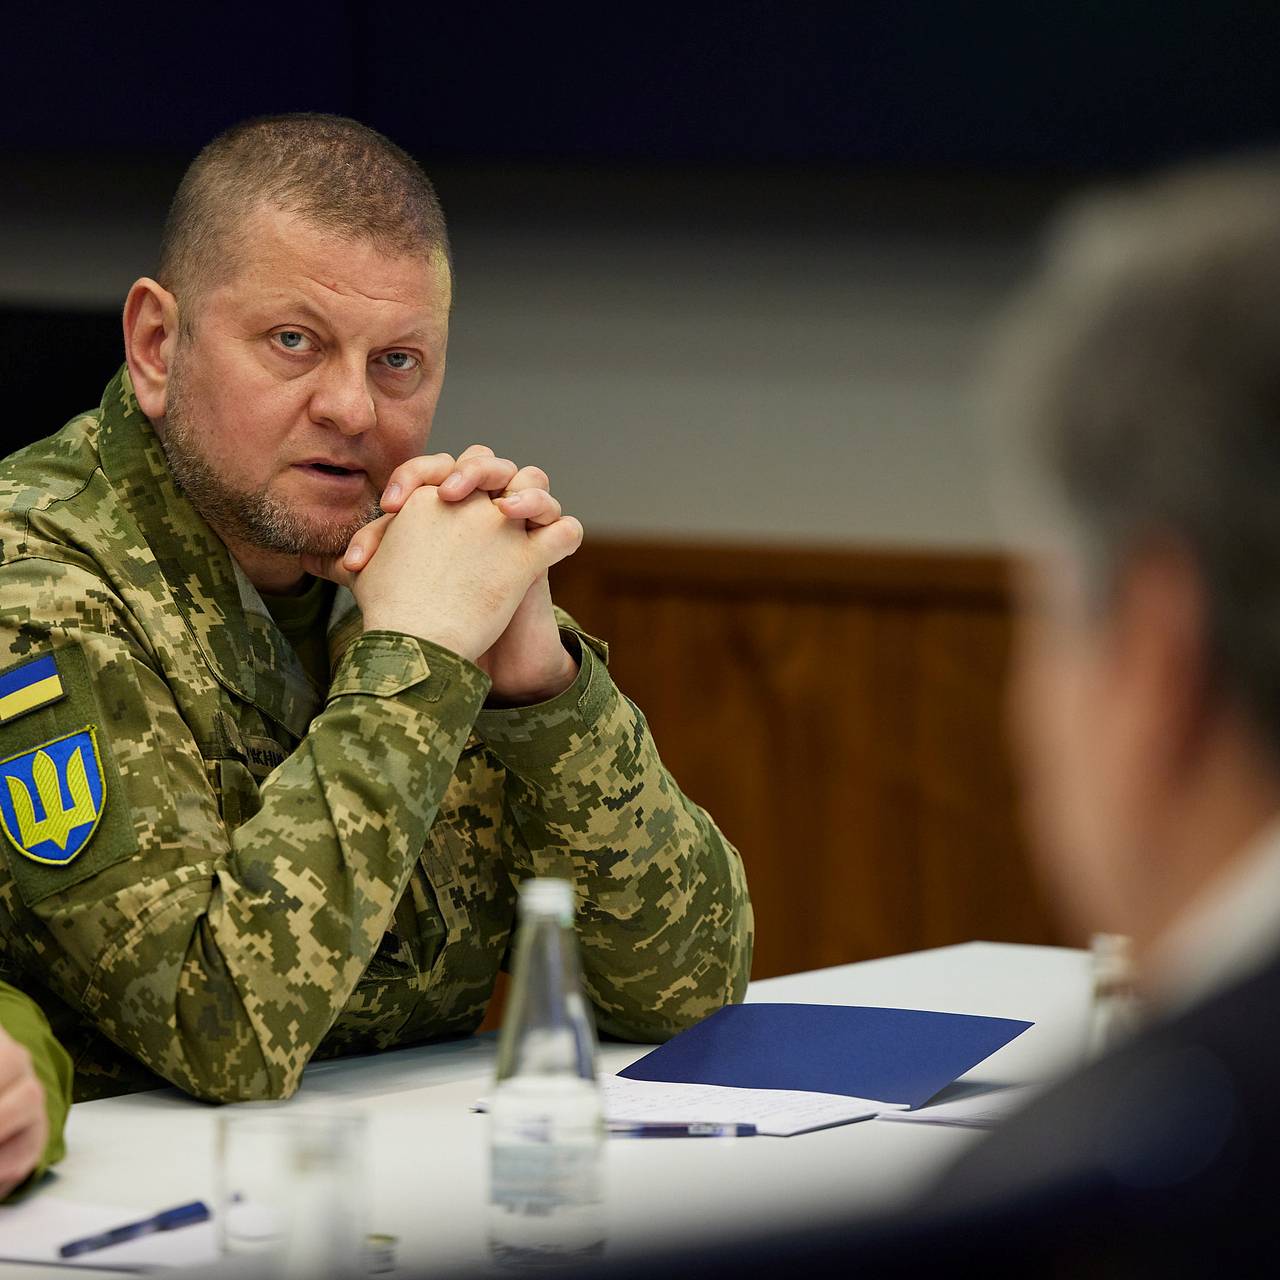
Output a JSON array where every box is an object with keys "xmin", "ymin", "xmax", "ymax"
[{"xmin": 96, "ymin": 366, "xmax": 321, "ymax": 740}]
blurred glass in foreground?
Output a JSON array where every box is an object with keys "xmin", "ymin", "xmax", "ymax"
[{"xmin": 217, "ymin": 1104, "xmax": 368, "ymax": 1277}]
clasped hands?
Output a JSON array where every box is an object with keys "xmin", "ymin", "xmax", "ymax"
[{"xmin": 302, "ymin": 445, "xmax": 583, "ymax": 706}]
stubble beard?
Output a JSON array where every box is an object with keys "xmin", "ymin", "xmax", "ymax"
[{"xmin": 159, "ymin": 359, "xmax": 382, "ymax": 559}]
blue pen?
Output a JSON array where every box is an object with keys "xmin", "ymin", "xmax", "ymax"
[
  {"xmin": 59, "ymin": 1200, "xmax": 211, "ymax": 1258},
  {"xmin": 608, "ymin": 1122, "xmax": 756, "ymax": 1138}
]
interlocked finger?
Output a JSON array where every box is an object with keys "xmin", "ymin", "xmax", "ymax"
[
  {"xmin": 495, "ymin": 487, "xmax": 563, "ymax": 527},
  {"xmin": 503, "ymin": 464, "xmax": 551, "ymax": 494},
  {"xmin": 439, "ymin": 452, "xmax": 519, "ymax": 502}
]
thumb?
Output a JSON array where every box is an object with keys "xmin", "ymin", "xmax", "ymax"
[{"xmin": 527, "ymin": 516, "xmax": 584, "ymax": 569}]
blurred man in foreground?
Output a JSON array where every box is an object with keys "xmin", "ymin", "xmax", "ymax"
[
  {"xmin": 0, "ymin": 981, "xmax": 71, "ymax": 1198},
  {"xmin": 595, "ymin": 157, "xmax": 1280, "ymax": 1276}
]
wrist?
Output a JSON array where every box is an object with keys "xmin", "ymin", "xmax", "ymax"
[
  {"xmin": 360, "ymin": 623, "xmax": 478, "ymax": 662},
  {"xmin": 486, "ymin": 647, "xmax": 579, "ymax": 708}
]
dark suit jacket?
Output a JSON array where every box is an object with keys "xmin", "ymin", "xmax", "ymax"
[{"xmin": 582, "ymin": 949, "xmax": 1280, "ymax": 1278}]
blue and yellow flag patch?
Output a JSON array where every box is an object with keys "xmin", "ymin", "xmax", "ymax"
[
  {"xmin": 0, "ymin": 653, "xmax": 66, "ymax": 723},
  {"xmin": 0, "ymin": 728, "xmax": 106, "ymax": 865}
]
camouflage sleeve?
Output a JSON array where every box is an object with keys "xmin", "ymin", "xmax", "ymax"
[
  {"xmin": 473, "ymin": 613, "xmax": 753, "ymax": 1041},
  {"xmin": 0, "ymin": 979, "xmax": 72, "ymax": 1198},
  {"xmin": 0, "ymin": 557, "xmax": 489, "ymax": 1101}
]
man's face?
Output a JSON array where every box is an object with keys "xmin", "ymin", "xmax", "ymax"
[
  {"xmin": 1008, "ymin": 552, "xmax": 1142, "ymax": 939},
  {"xmin": 159, "ymin": 204, "xmax": 452, "ymax": 560}
]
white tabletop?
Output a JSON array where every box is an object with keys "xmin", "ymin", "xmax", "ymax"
[{"xmin": 4, "ymin": 942, "xmax": 1092, "ymax": 1276}]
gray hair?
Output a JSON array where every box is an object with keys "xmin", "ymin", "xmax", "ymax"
[{"xmin": 987, "ymin": 156, "xmax": 1280, "ymax": 747}]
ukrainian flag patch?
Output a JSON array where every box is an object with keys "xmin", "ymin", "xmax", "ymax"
[
  {"xmin": 0, "ymin": 654, "xmax": 66, "ymax": 723},
  {"xmin": 0, "ymin": 727, "xmax": 106, "ymax": 865}
]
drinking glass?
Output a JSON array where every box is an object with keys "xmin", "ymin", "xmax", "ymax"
[{"xmin": 216, "ymin": 1103, "xmax": 368, "ymax": 1276}]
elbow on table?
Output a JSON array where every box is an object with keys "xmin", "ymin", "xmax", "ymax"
[
  {"xmin": 212, "ymin": 1078, "xmax": 302, "ymax": 1105},
  {"xmin": 597, "ymin": 1002, "xmax": 724, "ymax": 1045},
  {"xmin": 165, "ymin": 1053, "xmax": 306, "ymax": 1105},
  {"xmin": 162, "ymin": 1002, "xmax": 320, "ymax": 1102},
  {"xmin": 593, "ymin": 910, "xmax": 754, "ymax": 1042},
  {"xmin": 178, "ymin": 1073, "xmax": 301, "ymax": 1105},
  {"xmin": 597, "ymin": 975, "xmax": 750, "ymax": 1044}
]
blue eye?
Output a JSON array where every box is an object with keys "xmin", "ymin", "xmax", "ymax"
[
  {"xmin": 277, "ymin": 331, "xmax": 307, "ymax": 350},
  {"xmin": 382, "ymin": 351, "xmax": 418, "ymax": 371}
]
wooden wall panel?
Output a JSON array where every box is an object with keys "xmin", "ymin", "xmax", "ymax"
[
  {"xmin": 912, "ymin": 607, "xmax": 1057, "ymax": 949},
  {"xmin": 548, "ymin": 539, "xmax": 1063, "ymax": 981}
]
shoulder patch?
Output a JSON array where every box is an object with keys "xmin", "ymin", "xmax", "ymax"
[
  {"xmin": 0, "ymin": 653, "xmax": 66, "ymax": 723},
  {"xmin": 0, "ymin": 727, "xmax": 106, "ymax": 865}
]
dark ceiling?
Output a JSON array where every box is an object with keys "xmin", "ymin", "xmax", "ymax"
[{"xmin": 5, "ymin": 1, "xmax": 1278, "ymax": 174}]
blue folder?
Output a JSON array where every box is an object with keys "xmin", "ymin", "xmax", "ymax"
[{"xmin": 617, "ymin": 1003, "xmax": 1033, "ymax": 1109}]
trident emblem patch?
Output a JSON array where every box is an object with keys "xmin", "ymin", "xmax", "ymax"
[{"xmin": 0, "ymin": 728, "xmax": 106, "ymax": 865}]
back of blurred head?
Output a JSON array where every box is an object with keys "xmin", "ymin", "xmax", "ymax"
[{"xmin": 990, "ymin": 157, "xmax": 1280, "ymax": 981}]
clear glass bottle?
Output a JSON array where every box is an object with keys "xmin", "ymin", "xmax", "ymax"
[{"xmin": 488, "ymin": 878, "xmax": 606, "ymax": 1268}]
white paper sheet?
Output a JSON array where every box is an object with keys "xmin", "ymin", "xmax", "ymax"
[
  {"xmin": 0, "ymin": 1196, "xmax": 218, "ymax": 1270},
  {"xmin": 602, "ymin": 1077, "xmax": 884, "ymax": 1135},
  {"xmin": 475, "ymin": 1076, "xmax": 883, "ymax": 1136},
  {"xmin": 876, "ymin": 1083, "xmax": 1039, "ymax": 1129}
]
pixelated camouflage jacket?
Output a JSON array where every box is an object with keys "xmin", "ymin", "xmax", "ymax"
[{"xmin": 0, "ymin": 368, "xmax": 752, "ymax": 1102}]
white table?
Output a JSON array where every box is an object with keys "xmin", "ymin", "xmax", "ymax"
[{"xmin": 4, "ymin": 942, "xmax": 1092, "ymax": 1276}]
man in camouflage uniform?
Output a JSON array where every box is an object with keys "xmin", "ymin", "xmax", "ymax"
[{"xmin": 0, "ymin": 115, "xmax": 752, "ymax": 1102}]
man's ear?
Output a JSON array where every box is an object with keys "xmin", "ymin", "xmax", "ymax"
[
  {"xmin": 1112, "ymin": 540, "xmax": 1213, "ymax": 778},
  {"xmin": 122, "ymin": 278, "xmax": 180, "ymax": 423}
]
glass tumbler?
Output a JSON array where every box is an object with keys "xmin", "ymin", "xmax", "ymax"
[{"xmin": 216, "ymin": 1103, "xmax": 368, "ymax": 1276}]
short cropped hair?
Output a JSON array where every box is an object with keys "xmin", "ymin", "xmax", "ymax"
[
  {"xmin": 157, "ymin": 113, "xmax": 450, "ymax": 309},
  {"xmin": 987, "ymin": 155, "xmax": 1280, "ymax": 752}
]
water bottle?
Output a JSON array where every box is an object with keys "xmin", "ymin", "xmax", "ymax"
[{"xmin": 488, "ymin": 878, "xmax": 606, "ymax": 1268}]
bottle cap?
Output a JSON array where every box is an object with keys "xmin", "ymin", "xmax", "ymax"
[{"xmin": 518, "ymin": 877, "xmax": 574, "ymax": 923}]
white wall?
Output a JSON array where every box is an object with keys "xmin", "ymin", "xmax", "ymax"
[{"xmin": 440, "ymin": 224, "xmax": 1033, "ymax": 549}]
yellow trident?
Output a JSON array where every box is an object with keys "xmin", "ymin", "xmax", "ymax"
[{"xmin": 6, "ymin": 744, "xmax": 97, "ymax": 852}]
